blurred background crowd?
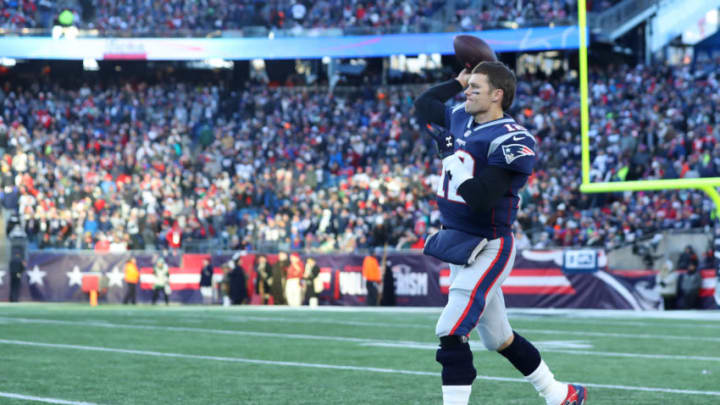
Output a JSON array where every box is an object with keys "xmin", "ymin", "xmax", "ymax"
[
  {"xmin": 1, "ymin": 55, "xmax": 718, "ymax": 254},
  {"xmin": 0, "ymin": 0, "xmax": 614, "ymax": 35}
]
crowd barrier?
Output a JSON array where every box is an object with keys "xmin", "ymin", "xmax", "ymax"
[{"xmin": 2, "ymin": 250, "xmax": 718, "ymax": 309}]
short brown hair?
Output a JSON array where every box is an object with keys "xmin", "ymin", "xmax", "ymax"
[{"xmin": 471, "ymin": 61, "xmax": 516, "ymax": 111}]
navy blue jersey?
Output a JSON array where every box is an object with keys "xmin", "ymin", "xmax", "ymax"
[{"xmin": 436, "ymin": 104, "xmax": 536, "ymax": 239}]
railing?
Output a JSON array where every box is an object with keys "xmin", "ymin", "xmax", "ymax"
[
  {"xmin": 588, "ymin": 0, "xmax": 659, "ymax": 33},
  {"xmin": 19, "ymin": 225, "xmax": 714, "ymax": 256},
  {"xmin": 20, "ymin": 244, "xmax": 420, "ymax": 257},
  {"xmin": 0, "ymin": 17, "xmax": 576, "ymax": 39}
]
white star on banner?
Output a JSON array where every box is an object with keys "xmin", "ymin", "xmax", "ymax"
[
  {"xmin": 0, "ymin": 270, "xmax": 5, "ymax": 285},
  {"xmin": 27, "ymin": 266, "xmax": 47, "ymax": 286},
  {"xmin": 67, "ymin": 266, "xmax": 83, "ymax": 287},
  {"xmin": 107, "ymin": 266, "xmax": 124, "ymax": 288}
]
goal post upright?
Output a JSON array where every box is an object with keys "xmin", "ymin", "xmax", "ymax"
[
  {"xmin": 578, "ymin": 0, "xmax": 591, "ymax": 186},
  {"xmin": 576, "ymin": 0, "xmax": 720, "ymax": 218}
]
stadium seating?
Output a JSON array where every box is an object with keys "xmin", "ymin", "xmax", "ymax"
[
  {"xmin": 1, "ymin": 0, "xmax": 586, "ymax": 36},
  {"xmin": 1, "ymin": 58, "xmax": 718, "ymax": 253}
]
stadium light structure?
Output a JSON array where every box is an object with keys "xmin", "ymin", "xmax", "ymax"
[{"xmin": 576, "ymin": 0, "xmax": 720, "ymax": 217}]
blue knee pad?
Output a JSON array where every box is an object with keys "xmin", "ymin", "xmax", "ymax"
[{"xmin": 436, "ymin": 335, "xmax": 477, "ymax": 385}]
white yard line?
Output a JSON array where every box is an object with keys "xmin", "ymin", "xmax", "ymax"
[
  {"xmin": 0, "ymin": 339, "xmax": 719, "ymax": 398},
  {"xmin": 361, "ymin": 342, "xmax": 720, "ymax": 362},
  {"xmin": 520, "ymin": 328, "xmax": 720, "ymax": 343},
  {"xmin": 6, "ymin": 305, "xmax": 720, "ymax": 331},
  {"xmin": 0, "ymin": 391, "xmax": 97, "ymax": 405},
  {"xmin": 194, "ymin": 313, "xmax": 720, "ymax": 332},
  {"xmin": 4, "ymin": 315, "xmax": 719, "ymax": 344},
  {"xmin": 3, "ymin": 317, "xmax": 720, "ymax": 363},
  {"xmin": 0, "ymin": 317, "xmax": 419, "ymax": 345},
  {"xmin": 211, "ymin": 314, "xmax": 432, "ymax": 329},
  {"xmin": 167, "ymin": 308, "xmax": 720, "ymax": 330},
  {"xmin": 512, "ymin": 318, "xmax": 720, "ymax": 329},
  {"xmin": 141, "ymin": 310, "xmax": 720, "ymax": 334},
  {"xmin": 505, "ymin": 308, "xmax": 720, "ymax": 321},
  {"xmin": 4, "ymin": 304, "xmax": 720, "ymax": 321},
  {"xmin": 542, "ymin": 349, "xmax": 720, "ymax": 362}
]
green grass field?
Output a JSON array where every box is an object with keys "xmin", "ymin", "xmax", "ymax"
[{"xmin": 1, "ymin": 304, "xmax": 719, "ymax": 405}]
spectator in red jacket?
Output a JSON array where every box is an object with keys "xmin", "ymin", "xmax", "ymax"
[
  {"xmin": 285, "ymin": 253, "xmax": 304, "ymax": 306},
  {"xmin": 166, "ymin": 223, "xmax": 182, "ymax": 251}
]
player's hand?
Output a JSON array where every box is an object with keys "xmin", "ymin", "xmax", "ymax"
[
  {"xmin": 442, "ymin": 152, "xmax": 473, "ymax": 190},
  {"xmin": 456, "ymin": 68, "xmax": 471, "ymax": 88},
  {"xmin": 424, "ymin": 123, "xmax": 454, "ymax": 158}
]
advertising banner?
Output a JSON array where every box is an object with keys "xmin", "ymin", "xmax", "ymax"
[
  {"xmin": 0, "ymin": 26, "xmax": 582, "ymax": 61},
  {"xmin": 1, "ymin": 250, "xmax": 717, "ymax": 309}
]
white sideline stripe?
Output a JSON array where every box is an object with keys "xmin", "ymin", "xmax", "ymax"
[
  {"xmin": 164, "ymin": 310, "xmax": 720, "ymax": 330},
  {"xmin": 362, "ymin": 342, "xmax": 720, "ymax": 362},
  {"xmin": 64, "ymin": 308, "xmax": 714, "ymax": 332},
  {"xmin": 6, "ymin": 304, "xmax": 720, "ymax": 321},
  {"xmin": 543, "ymin": 349, "xmax": 720, "ymax": 362},
  {"xmin": 4, "ymin": 316, "xmax": 720, "ymax": 346},
  {"xmin": 219, "ymin": 314, "xmax": 431, "ymax": 329},
  {"xmin": 513, "ymin": 318, "xmax": 720, "ymax": 329},
  {"xmin": 0, "ymin": 391, "xmax": 97, "ymax": 405},
  {"xmin": 191, "ymin": 314, "xmax": 720, "ymax": 333},
  {"xmin": 0, "ymin": 338, "xmax": 439, "ymax": 377},
  {"xmin": 1, "ymin": 339, "xmax": 719, "ymax": 398},
  {"xmin": 505, "ymin": 308, "xmax": 720, "ymax": 321},
  {"xmin": 522, "ymin": 328, "xmax": 720, "ymax": 343},
  {"xmin": 4, "ymin": 317, "xmax": 720, "ymax": 363},
  {"xmin": 0, "ymin": 317, "xmax": 418, "ymax": 345}
]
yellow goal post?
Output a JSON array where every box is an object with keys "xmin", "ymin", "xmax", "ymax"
[{"xmin": 576, "ymin": 0, "xmax": 720, "ymax": 217}]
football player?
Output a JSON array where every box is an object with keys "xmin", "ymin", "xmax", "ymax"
[{"xmin": 414, "ymin": 62, "xmax": 586, "ymax": 405}]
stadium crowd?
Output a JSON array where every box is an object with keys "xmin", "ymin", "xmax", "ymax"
[
  {"xmin": 0, "ymin": 57, "xmax": 718, "ymax": 253},
  {"xmin": 1, "ymin": 0, "xmax": 587, "ymax": 34}
]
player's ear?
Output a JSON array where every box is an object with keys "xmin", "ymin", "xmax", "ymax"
[{"xmin": 492, "ymin": 88, "xmax": 503, "ymax": 104}]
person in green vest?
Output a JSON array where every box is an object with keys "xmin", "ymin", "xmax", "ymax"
[{"xmin": 152, "ymin": 255, "xmax": 171, "ymax": 305}]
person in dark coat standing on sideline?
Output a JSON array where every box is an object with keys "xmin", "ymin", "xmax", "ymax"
[
  {"xmin": 270, "ymin": 252, "xmax": 289, "ymax": 305},
  {"xmin": 199, "ymin": 258, "xmax": 214, "ymax": 305},
  {"xmin": 380, "ymin": 246, "xmax": 395, "ymax": 306},
  {"xmin": 229, "ymin": 256, "xmax": 248, "ymax": 305},
  {"xmin": 9, "ymin": 251, "xmax": 26, "ymax": 302}
]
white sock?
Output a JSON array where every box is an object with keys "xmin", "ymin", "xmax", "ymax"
[
  {"xmin": 524, "ymin": 360, "xmax": 568, "ymax": 405},
  {"xmin": 441, "ymin": 385, "xmax": 472, "ymax": 405}
]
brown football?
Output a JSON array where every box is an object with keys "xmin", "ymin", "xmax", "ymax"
[{"xmin": 453, "ymin": 35, "xmax": 497, "ymax": 70}]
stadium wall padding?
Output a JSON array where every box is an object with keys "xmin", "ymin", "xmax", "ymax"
[{"xmin": 2, "ymin": 250, "xmax": 717, "ymax": 309}]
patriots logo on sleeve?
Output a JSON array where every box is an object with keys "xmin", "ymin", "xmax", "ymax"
[{"xmin": 501, "ymin": 143, "xmax": 535, "ymax": 164}]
